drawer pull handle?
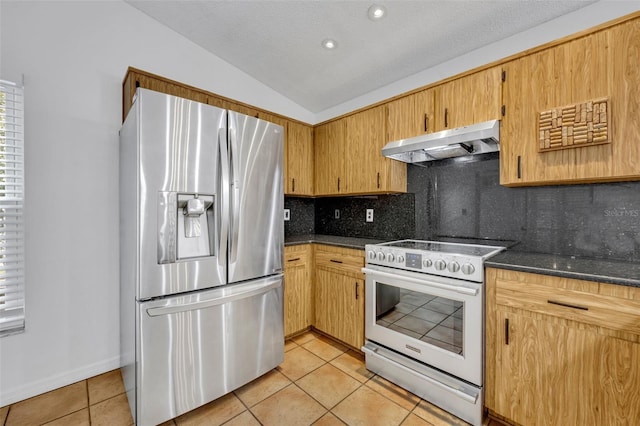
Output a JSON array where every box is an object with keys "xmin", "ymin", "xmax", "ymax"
[
  {"xmin": 355, "ymin": 282, "xmax": 359, "ymax": 299},
  {"xmin": 287, "ymin": 257, "xmax": 301, "ymax": 262},
  {"xmin": 330, "ymin": 259, "xmax": 343, "ymax": 264},
  {"xmin": 547, "ymin": 300, "xmax": 589, "ymax": 311}
]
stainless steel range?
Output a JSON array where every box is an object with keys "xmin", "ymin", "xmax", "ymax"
[{"xmin": 362, "ymin": 240, "xmax": 505, "ymax": 426}]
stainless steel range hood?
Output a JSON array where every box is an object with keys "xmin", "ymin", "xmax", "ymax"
[{"xmin": 382, "ymin": 119, "xmax": 500, "ymax": 163}]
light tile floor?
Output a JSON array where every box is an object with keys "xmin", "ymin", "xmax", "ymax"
[{"xmin": 0, "ymin": 331, "xmax": 504, "ymax": 426}]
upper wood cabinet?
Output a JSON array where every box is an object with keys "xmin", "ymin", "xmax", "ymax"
[
  {"xmin": 256, "ymin": 112, "xmax": 316, "ymax": 197},
  {"xmin": 314, "ymin": 118, "xmax": 346, "ymax": 195},
  {"xmin": 315, "ymin": 107, "xmax": 406, "ymax": 196},
  {"xmin": 485, "ymin": 268, "xmax": 640, "ymax": 425},
  {"xmin": 123, "ymin": 69, "xmax": 209, "ymax": 120},
  {"xmin": 387, "ymin": 88, "xmax": 436, "ymax": 141},
  {"xmin": 345, "ymin": 105, "xmax": 406, "ymax": 194},
  {"xmin": 500, "ymin": 17, "xmax": 640, "ymax": 186},
  {"xmin": 286, "ymin": 122, "xmax": 314, "ymax": 196},
  {"xmin": 434, "ymin": 66, "xmax": 503, "ymax": 131}
]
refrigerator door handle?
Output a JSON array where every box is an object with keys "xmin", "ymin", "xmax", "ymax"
[
  {"xmin": 146, "ymin": 276, "xmax": 282, "ymax": 316},
  {"xmin": 228, "ymin": 125, "xmax": 240, "ymax": 263},
  {"xmin": 218, "ymin": 127, "xmax": 229, "ymax": 267}
]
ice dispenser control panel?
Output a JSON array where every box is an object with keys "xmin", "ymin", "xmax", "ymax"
[{"xmin": 158, "ymin": 192, "xmax": 215, "ymax": 264}]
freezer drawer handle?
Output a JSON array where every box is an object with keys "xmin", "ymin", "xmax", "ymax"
[
  {"xmin": 361, "ymin": 267, "xmax": 478, "ymax": 296},
  {"xmin": 146, "ymin": 279, "xmax": 281, "ymax": 317},
  {"xmin": 362, "ymin": 344, "xmax": 478, "ymax": 404}
]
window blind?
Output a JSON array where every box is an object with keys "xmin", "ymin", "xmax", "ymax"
[{"xmin": 0, "ymin": 79, "xmax": 25, "ymax": 337}]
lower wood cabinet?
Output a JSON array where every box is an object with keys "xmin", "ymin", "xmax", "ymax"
[
  {"xmin": 283, "ymin": 245, "xmax": 313, "ymax": 337},
  {"xmin": 313, "ymin": 245, "xmax": 365, "ymax": 349},
  {"xmin": 486, "ymin": 268, "xmax": 640, "ymax": 425}
]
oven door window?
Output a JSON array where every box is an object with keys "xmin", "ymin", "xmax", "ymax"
[{"xmin": 375, "ymin": 282, "xmax": 463, "ymax": 355}]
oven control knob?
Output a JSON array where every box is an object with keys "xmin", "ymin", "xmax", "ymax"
[
  {"xmin": 422, "ymin": 259, "xmax": 433, "ymax": 268},
  {"xmin": 377, "ymin": 252, "xmax": 385, "ymax": 261},
  {"xmin": 397, "ymin": 255, "xmax": 405, "ymax": 263},
  {"xmin": 368, "ymin": 250, "xmax": 376, "ymax": 260},
  {"xmin": 386, "ymin": 253, "xmax": 395, "ymax": 262},
  {"xmin": 448, "ymin": 261, "xmax": 460, "ymax": 273},
  {"xmin": 434, "ymin": 259, "xmax": 446, "ymax": 271},
  {"xmin": 461, "ymin": 263, "xmax": 475, "ymax": 275}
]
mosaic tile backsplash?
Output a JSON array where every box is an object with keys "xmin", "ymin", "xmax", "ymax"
[{"xmin": 286, "ymin": 154, "xmax": 640, "ymax": 262}]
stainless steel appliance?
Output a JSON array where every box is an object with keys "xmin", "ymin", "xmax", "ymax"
[
  {"xmin": 362, "ymin": 240, "xmax": 505, "ymax": 426},
  {"xmin": 382, "ymin": 119, "xmax": 500, "ymax": 163},
  {"xmin": 119, "ymin": 88, "xmax": 284, "ymax": 426}
]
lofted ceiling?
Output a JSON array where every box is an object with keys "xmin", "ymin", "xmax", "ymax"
[{"xmin": 126, "ymin": 1, "xmax": 598, "ymax": 114}]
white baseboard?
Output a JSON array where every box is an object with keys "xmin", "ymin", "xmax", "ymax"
[{"xmin": 0, "ymin": 356, "xmax": 121, "ymax": 406}]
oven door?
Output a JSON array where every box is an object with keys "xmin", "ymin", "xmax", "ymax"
[{"xmin": 363, "ymin": 264, "xmax": 483, "ymax": 386}]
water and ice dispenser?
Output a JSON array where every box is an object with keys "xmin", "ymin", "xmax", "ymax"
[{"xmin": 158, "ymin": 192, "xmax": 215, "ymax": 264}]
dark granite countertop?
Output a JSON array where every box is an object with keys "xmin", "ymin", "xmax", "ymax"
[
  {"xmin": 285, "ymin": 234, "xmax": 386, "ymax": 250},
  {"xmin": 486, "ymin": 251, "xmax": 640, "ymax": 288}
]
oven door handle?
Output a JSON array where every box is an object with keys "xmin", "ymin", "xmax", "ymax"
[
  {"xmin": 361, "ymin": 267, "xmax": 478, "ymax": 296},
  {"xmin": 362, "ymin": 343, "xmax": 478, "ymax": 404}
]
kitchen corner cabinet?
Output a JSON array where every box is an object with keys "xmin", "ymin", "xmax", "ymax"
[
  {"xmin": 314, "ymin": 106, "xmax": 406, "ymax": 196},
  {"xmin": 387, "ymin": 88, "xmax": 436, "ymax": 140},
  {"xmin": 485, "ymin": 268, "xmax": 640, "ymax": 425},
  {"xmin": 434, "ymin": 66, "xmax": 503, "ymax": 131},
  {"xmin": 500, "ymin": 17, "xmax": 640, "ymax": 186},
  {"xmin": 313, "ymin": 245, "xmax": 365, "ymax": 349},
  {"xmin": 285, "ymin": 121, "xmax": 314, "ymax": 196},
  {"xmin": 284, "ymin": 245, "xmax": 313, "ymax": 337}
]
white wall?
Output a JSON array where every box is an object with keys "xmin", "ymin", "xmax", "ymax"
[
  {"xmin": 316, "ymin": 1, "xmax": 640, "ymax": 123},
  {"xmin": 0, "ymin": 0, "xmax": 312, "ymax": 406}
]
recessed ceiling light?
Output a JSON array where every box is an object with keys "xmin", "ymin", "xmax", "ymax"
[
  {"xmin": 321, "ymin": 38, "xmax": 337, "ymax": 50},
  {"xmin": 368, "ymin": 4, "xmax": 386, "ymax": 21}
]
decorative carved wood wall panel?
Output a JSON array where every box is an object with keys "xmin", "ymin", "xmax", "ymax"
[{"xmin": 538, "ymin": 98, "xmax": 610, "ymax": 152}]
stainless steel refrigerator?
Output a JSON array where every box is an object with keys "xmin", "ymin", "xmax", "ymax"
[{"xmin": 119, "ymin": 88, "xmax": 284, "ymax": 426}]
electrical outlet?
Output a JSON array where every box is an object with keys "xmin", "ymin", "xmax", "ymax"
[
  {"xmin": 334, "ymin": 209, "xmax": 340, "ymax": 219},
  {"xmin": 284, "ymin": 209, "xmax": 290, "ymax": 221},
  {"xmin": 366, "ymin": 209, "xmax": 374, "ymax": 222}
]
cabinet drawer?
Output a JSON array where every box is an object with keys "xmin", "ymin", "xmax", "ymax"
[
  {"xmin": 284, "ymin": 244, "xmax": 311, "ymax": 268},
  {"xmin": 314, "ymin": 244, "xmax": 364, "ymax": 277},
  {"xmin": 492, "ymin": 269, "xmax": 640, "ymax": 336}
]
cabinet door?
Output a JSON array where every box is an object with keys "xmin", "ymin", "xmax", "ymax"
[
  {"xmin": 500, "ymin": 28, "xmax": 616, "ymax": 185},
  {"xmin": 435, "ymin": 66, "xmax": 502, "ymax": 131},
  {"xmin": 286, "ymin": 122, "xmax": 314, "ymax": 196},
  {"xmin": 314, "ymin": 268, "xmax": 364, "ymax": 349},
  {"xmin": 345, "ymin": 106, "xmax": 387, "ymax": 193},
  {"xmin": 494, "ymin": 309, "xmax": 640, "ymax": 425},
  {"xmin": 387, "ymin": 88, "xmax": 436, "ymax": 140},
  {"xmin": 284, "ymin": 245, "xmax": 312, "ymax": 336},
  {"xmin": 314, "ymin": 119, "xmax": 345, "ymax": 195}
]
